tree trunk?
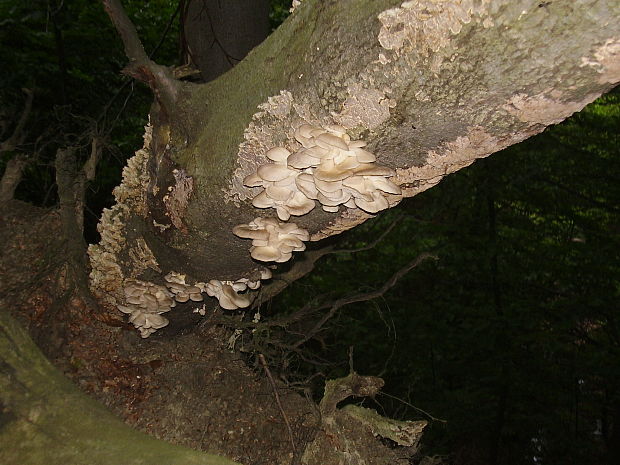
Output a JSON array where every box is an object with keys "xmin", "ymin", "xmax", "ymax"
[
  {"xmin": 0, "ymin": 309, "xmax": 238, "ymax": 465},
  {"xmin": 8, "ymin": 1, "xmax": 619, "ymax": 464}
]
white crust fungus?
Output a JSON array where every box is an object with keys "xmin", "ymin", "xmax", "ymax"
[
  {"xmin": 244, "ymin": 124, "xmax": 401, "ymax": 216},
  {"xmin": 232, "ymin": 217, "xmax": 309, "ymax": 263},
  {"xmin": 117, "ymin": 279, "xmax": 176, "ymax": 338}
]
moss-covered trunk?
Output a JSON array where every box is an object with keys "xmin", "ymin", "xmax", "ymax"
[{"xmin": 0, "ymin": 309, "xmax": 238, "ymax": 465}]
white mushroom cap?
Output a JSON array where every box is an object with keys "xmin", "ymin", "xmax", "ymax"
[
  {"xmin": 287, "ymin": 149, "xmax": 322, "ymax": 169},
  {"xmin": 205, "ymin": 279, "xmax": 252, "ymax": 310},
  {"xmin": 265, "ymin": 147, "xmax": 291, "ymax": 162},
  {"xmin": 242, "ymin": 123, "xmax": 402, "ymax": 221},
  {"xmin": 234, "ymin": 217, "xmax": 309, "ymax": 263},
  {"xmin": 232, "ymin": 224, "xmax": 270, "ymax": 241},
  {"xmin": 251, "ymin": 245, "xmax": 282, "ymax": 262},
  {"xmin": 175, "ymin": 292, "xmax": 190, "ymax": 303},
  {"xmin": 354, "ymin": 191, "xmax": 390, "ymax": 213},
  {"xmin": 164, "ymin": 271, "xmax": 187, "ymax": 285},
  {"xmin": 243, "ymin": 172, "xmax": 264, "ymax": 187},
  {"xmin": 257, "ymin": 164, "xmax": 292, "ymax": 182}
]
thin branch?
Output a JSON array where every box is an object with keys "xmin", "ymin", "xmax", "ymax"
[
  {"xmin": 377, "ymin": 391, "xmax": 447, "ymax": 423},
  {"xmin": 258, "ymin": 354, "xmax": 297, "ymax": 457},
  {"xmin": 258, "ymin": 215, "xmax": 403, "ymax": 305},
  {"xmin": 256, "ymin": 245, "xmax": 335, "ymax": 305},
  {"xmin": 100, "ymin": 0, "xmax": 180, "ymax": 114},
  {"xmin": 329, "ymin": 215, "xmax": 402, "ymax": 255},
  {"xmin": 148, "ymin": 2, "xmax": 181, "ymax": 60},
  {"xmin": 292, "ymin": 252, "xmax": 438, "ymax": 349}
]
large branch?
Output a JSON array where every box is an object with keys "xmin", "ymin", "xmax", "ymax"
[{"xmin": 89, "ymin": 0, "xmax": 620, "ymax": 328}]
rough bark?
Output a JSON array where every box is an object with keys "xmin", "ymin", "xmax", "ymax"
[
  {"xmin": 89, "ymin": 0, "xmax": 620, "ymax": 324},
  {"xmin": 0, "ymin": 309, "xmax": 238, "ymax": 465}
]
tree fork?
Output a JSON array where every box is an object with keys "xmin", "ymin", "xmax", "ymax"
[{"xmin": 101, "ymin": 0, "xmax": 181, "ymax": 116}]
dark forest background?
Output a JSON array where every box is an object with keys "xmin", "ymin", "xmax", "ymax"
[{"xmin": 1, "ymin": 1, "xmax": 618, "ymax": 464}]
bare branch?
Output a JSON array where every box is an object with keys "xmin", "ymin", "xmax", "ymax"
[
  {"xmin": 292, "ymin": 253, "xmax": 438, "ymax": 349},
  {"xmin": 75, "ymin": 136, "xmax": 103, "ymax": 231},
  {"xmin": 256, "ymin": 245, "xmax": 335, "ymax": 305},
  {"xmin": 329, "ymin": 215, "xmax": 403, "ymax": 255},
  {"xmin": 100, "ymin": 0, "xmax": 180, "ymax": 114},
  {"xmin": 257, "ymin": 216, "xmax": 403, "ymax": 305}
]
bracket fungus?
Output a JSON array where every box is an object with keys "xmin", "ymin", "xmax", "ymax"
[
  {"xmin": 244, "ymin": 124, "xmax": 402, "ymax": 216},
  {"xmin": 233, "ymin": 217, "xmax": 309, "ymax": 263},
  {"xmin": 117, "ymin": 279, "xmax": 176, "ymax": 338}
]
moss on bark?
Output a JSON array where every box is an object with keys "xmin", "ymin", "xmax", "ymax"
[{"xmin": 0, "ymin": 310, "xmax": 239, "ymax": 465}]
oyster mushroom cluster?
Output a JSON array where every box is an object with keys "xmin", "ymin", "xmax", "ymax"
[
  {"xmin": 244, "ymin": 147, "xmax": 315, "ymax": 221},
  {"xmin": 245, "ymin": 124, "xmax": 402, "ymax": 216},
  {"xmin": 204, "ymin": 280, "xmax": 252, "ymax": 310},
  {"xmin": 164, "ymin": 272, "xmax": 204, "ymax": 303},
  {"xmin": 201, "ymin": 269, "xmax": 272, "ymax": 310},
  {"xmin": 118, "ymin": 279, "xmax": 176, "ymax": 338},
  {"xmin": 233, "ymin": 217, "xmax": 309, "ymax": 262}
]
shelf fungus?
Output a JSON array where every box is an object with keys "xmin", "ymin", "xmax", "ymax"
[
  {"xmin": 233, "ymin": 217, "xmax": 309, "ymax": 263},
  {"xmin": 244, "ymin": 124, "xmax": 402, "ymax": 216},
  {"xmin": 117, "ymin": 279, "xmax": 176, "ymax": 338}
]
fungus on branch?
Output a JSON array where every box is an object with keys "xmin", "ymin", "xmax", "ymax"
[
  {"xmin": 164, "ymin": 271, "xmax": 204, "ymax": 303},
  {"xmin": 117, "ymin": 279, "xmax": 176, "ymax": 338},
  {"xmin": 233, "ymin": 217, "xmax": 309, "ymax": 263},
  {"xmin": 204, "ymin": 280, "xmax": 252, "ymax": 310},
  {"xmin": 244, "ymin": 147, "xmax": 315, "ymax": 221},
  {"xmin": 244, "ymin": 124, "xmax": 402, "ymax": 217}
]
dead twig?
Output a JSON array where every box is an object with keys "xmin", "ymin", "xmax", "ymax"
[
  {"xmin": 292, "ymin": 252, "xmax": 438, "ymax": 349},
  {"xmin": 258, "ymin": 353, "xmax": 297, "ymax": 458}
]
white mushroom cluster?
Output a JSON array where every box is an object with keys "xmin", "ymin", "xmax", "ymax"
[
  {"xmin": 245, "ymin": 124, "xmax": 401, "ymax": 215},
  {"xmin": 201, "ymin": 269, "xmax": 272, "ymax": 310},
  {"xmin": 164, "ymin": 272, "xmax": 204, "ymax": 303},
  {"xmin": 244, "ymin": 147, "xmax": 315, "ymax": 221},
  {"xmin": 204, "ymin": 280, "xmax": 252, "ymax": 310},
  {"xmin": 118, "ymin": 279, "xmax": 175, "ymax": 338},
  {"xmin": 232, "ymin": 217, "xmax": 309, "ymax": 262}
]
